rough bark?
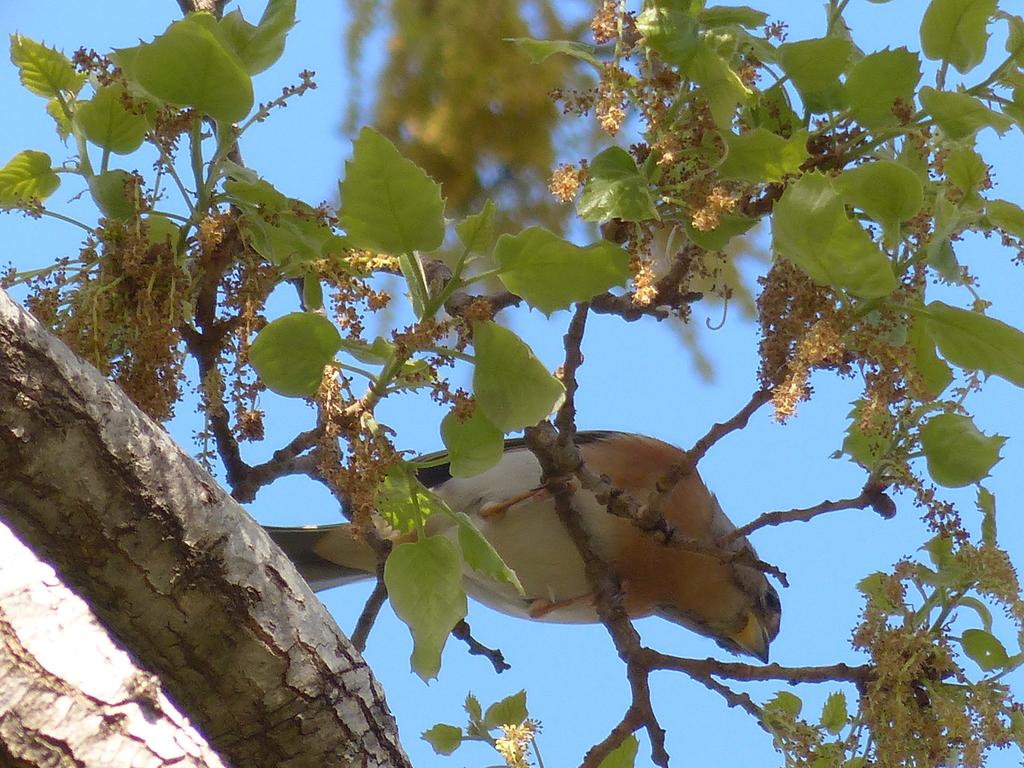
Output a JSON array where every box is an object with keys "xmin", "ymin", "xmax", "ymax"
[
  {"xmin": 0, "ymin": 288, "xmax": 410, "ymax": 768},
  {"xmin": 0, "ymin": 519, "xmax": 228, "ymax": 767}
]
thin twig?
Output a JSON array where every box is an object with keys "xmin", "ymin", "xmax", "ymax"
[
  {"xmin": 451, "ymin": 620, "xmax": 511, "ymax": 673},
  {"xmin": 231, "ymin": 427, "xmax": 322, "ymax": 502},
  {"xmin": 641, "ymin": 649, "xmax": 874, "ymax": 686},
  {"xmin": 350, "ymin": 577, "xmax": 388, "ymax": 652},
  {"xmin": 721, "ymin": 483, "xmax": 895, "ymax": 545}
]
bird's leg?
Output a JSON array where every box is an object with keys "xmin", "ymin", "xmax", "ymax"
[
  {"xmin": 527, "ymin": 592, "xmax": 595, "ymax": 618},
  {"xmin": 479, "ymin": 486, "xmax": 551, "ymax": 520}
]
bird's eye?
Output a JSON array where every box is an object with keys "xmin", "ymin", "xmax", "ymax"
[{"xmin": 763, "ymin": 589, "xmax": 781, "ymax": 613}]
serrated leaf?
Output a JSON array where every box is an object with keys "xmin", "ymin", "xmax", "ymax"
[
  {"xmin": 421, "ymin": 724, "xmax": 463, "ymax": 756},
  {"xmin": 494, "ymin": 227, "xmax": 631, "ymax": 314},
  {"xmin": 637, "ymin": 0, "xmax": 699, "ymax": 68},
  {"xmin": 384, "ymin": 536, "xmax": 467, "ymax": 681},
  {"xmin": 456, "ymin": 200, "xmax": 496, "ymax": 254},
  {"xmin": 920, "ymin": 0, "xmax": 995, "ymax": 74},
  {"xmin": 483, "ymin": 690, "xmax": 528, "ymax": 729},
  {"xmin": 907, "ymin": 318, "xmax": 953, "ymax": 398},
  {"xmin": 920, "ymin": 87, "xmax": 1012, "ymax": 139},
  {"xmin": 778, "ymin": 37, "xmax": 852, "ymax": 113},
  {"xmin": 472, "ymin": 320, "xmax": 564, "ymax": 432},
  {"xmin": 90, "ymin": 170, "xmax": 138, "ymax": 220},
  {"xmin": 718, "ymin": 127, "xmax": 808, "ymax": 182},
  {"xmin": 218, "ymin": 0, "xmax": 296, "ymax": 74},
  {"xmin": 0, "ymin": 150, "xmax": 59, "ymax": 206},
  {"xmin": 835, "ymin": 160, "xmax": 923, "ymax": 247},
  {"xmin": 128, "ymin": 14, "xmax": 253, "ymax": 123},
  {"xmin": 77, "ymin": 83, "xmax": 150, "ymax": 154},
  {"xmin": 597, "ymin": 735, "xmax": 639, "ymax": 768},
  {"xmin": 841, "ymin": 401, "xmax": 893, "ymax": 470},
  {"xmin": 441, "ymin": 408, "xmax": 505, "ymax": 477},
  {"xmin": 960, "ymin": 628, "xmax": 1010, "ymax": 670},
  {"xmin": 9, "ymin": 34, "xmax": 84, "ymax": 98},
  {"xmin": 339, "ymin": 127, "xmax": 445, "ymax": 254},
  {"xmin": 985, "ymin": 199, "xmax": 1024, "ymax": 238},
  {"xmin": 820, "ymin": 692, "xmax": 848, "ymax": 734},
  {"xmin": 506, "ymin": 38, "xmax": 599, "ymax": 67},
  {"xmin": 920, "ymin": 412, "xmax": 1005, "ymax": 487},
  {"xmin": 772, "ymin": 172, "xmax": 897, "ymax": 298},
  {"xmin": 248, "ymin": 312, "xmax": 341, "ymax": 397},
  {"xmin": 464, "ymin": 693, "xmax": 483, "ymax": 721},
  {"xmin": 765, "ymin": 691, "xmax": 802, "ymax": 717},
  {"xmin": 857, "ymin": 572, "xmax": 901, "ymax": 614},
  {"xmin": 578, "ymin": 146, "xmax": 659, "ymax": 223},
  {"xmin": 944, "ymin": 145, "xmax": 987, "ymax": 200},
  {"xmin": 846, "ymin": 48, "xmax": 921, "ymax": 130},
  {"xmin": 977, "ymin": 486, "xmax": 997, "ymax": 545},
  {"xmin": 921, "ymin": 300, "xmax": 1024, "ymax": 387}
]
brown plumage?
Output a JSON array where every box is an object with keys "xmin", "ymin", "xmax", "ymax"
[{"xmin": 267, "ymin": 431, "xmax": 782, "ymax": 661}]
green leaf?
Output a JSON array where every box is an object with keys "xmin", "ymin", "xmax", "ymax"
[
  {"xmin": 985, "ymin": 199, "xmax": 1024, "ymax": 238},
  {"xmin": 76, "ymin": 83, "xmax": 150, "ymax": 154},
  {"xmin": 464, "ymin": 693, "xmax": 483, "ymax": 722},
  {"xmin": 448, "ymin": 509, "xmax": 524, "ymax": 595},
  {"xmin": 338, "ymin": 127, "xmax": 445, "ymax": 254},
  {"xmin": 472, "ymin": 320, "xmax": 565, "ymax": 432},
  {"xmin": 845, "ymin": 48, "xmax": 921, "ymax": 130},
  {"xmin": 743, "ymin": 84, "xmax": 800, "ymax": 136},
  {"xmin": 421, "ymin": 724, "xmax": 463, "ymax": 756},
  {"xmin": 920, "ymin": 87, "xmax": 1012, "ymax": 139},
  {"xmin": 684, "ymin": 41, "xmax": 750, "ymax": 126},
  {"xmin": 920, "ymin": 0, "xmax": 995, "ymax": 74},
  {"xmin": 128, "ymin": 15, "xmax": 253, "ymax": 123},
  {"xmin": 455, "ymin": 200, "xmax": 496, "ymax": 254},
  {"xmin": 841, "ymin": 401, "xmax": 893, "ymax": 470},
  {"xmin": 483, "ymin": 690, "xmax": 528, "ymax": 729},
  {"xmin": 925, "ymin": 191, "xmax": 963, "ymax": 281},
  {"xmin": 494, "ymin": 227, "xmax": 631, "ymax": 315},
  {"xmin": 578, "ymin": 146, "xmax": 659, "ymax": 223},
  {"xmin": 820, "ymin": 692, "xmax": 848, "ymax": 734},
  {"xmin": 944, "ymin": 145, "xmax": 987, "ymax": 200},
  {"xmin": 90, "ymin": 170, "xmax": 138, "ymax": 220},
  {"xmin": 225, "ymin": 178, "xmax": 344, "ymax": 268},
  {"xmin": 921, "ymin": 300, "xmax": 1024, "ymax": 387},
  {"xmin": 765, "ymin": 691, "xmax": 803, "ymax": 717},
  {"xmin": 506, "ymin": 38, "xmax": 599, "ymax": 68},
  {"xmin": 218, "ymin": 0, "xmax": 296, "ymax": 74},
  {"xmin": 302, "ymin": 273, "xmax": 323, "ymax": 311},
  {"xmin": 685, "ymin": 213, "xmax": 757, "ymax": 251},
  {"xmin": 144, "ymin": 214, "xmax": 179, "ymax": 247},
  {"xmin": 46, "ymin": 97, "xmax": 72, "ymax": 140},
  {"xmin": 441, "ymin": 408, "xmax": 505, "ymax": 477},
  {"xmin": 772, "ymin": 172, "xmax": 897, "ymax": 298},
  {"xmin": 960, "ymin": 628, "xmax": 1010, "ymax": 670},
  {"xmin": 920, "ymin": 412, "xmax": 1005, "ymax": 487},
  {"xmin": 637, "ymin": 0, "xmax": 699, "ymax": 68},
  {"xmin": 778, "ymin": 37, "xmax": 852, "ymax": 113},
  {"xmin": 976, "ymin": 486, "xmax": 997, "ymax": 545},
  {"xmin": 9, "ymin": 34, "xmax": 84, "ymax": 98},
  {"xmin": 835, "ymin": 160, "xmax": 924, "ymax": 247},
  {"xmin": 718, "ymin": 127, "xmax": 808, "ymax": 182},
  {"xmin": 376, "ymin": 465, "xmax": 448, "ymax": 532},
  {"xmin": 398, "ymin": 252, "xmax": 429, "ymax": 318},
  {"xmin": 907, "ymin": 318, "xmax": 953, "ymax": 398},
  {"xmin": 384, "ymin": 536, "xmax": 467, "ymax": 681},
  {"xmin": 597, "ymin": 735, "xmax": 640, "ymax": 768},
  {"xmin": 0, "ymin": 150, "xmax": 59, "ymax": 206},
  {"xmin": 700, "ymin": 6, "xmax": 767, "ymax": 28},
  {"xmin": 248, "ymin": 312, "xmax": 341, "ymax": 397},
  {"xmin": 857, "ymin": 572, "xmax": 901, "ymax": 614}
]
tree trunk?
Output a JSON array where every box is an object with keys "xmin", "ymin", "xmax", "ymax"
[{"xmin": 0, "ymin": 289, "xmax": 410, "ymax": 768}]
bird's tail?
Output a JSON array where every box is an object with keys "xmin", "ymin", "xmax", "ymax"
[{"xmin": 265, "ymin": 524, "xmax": 376, "ymax": 592}]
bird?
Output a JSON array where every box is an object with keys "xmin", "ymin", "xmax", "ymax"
[{"xmin": 266, "ymin": 431, "xmax": 782, "ymax": 661}]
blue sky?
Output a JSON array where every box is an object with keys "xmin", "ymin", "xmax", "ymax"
[{"xmin": 2, "ymin": 1, "xmax": 1023, "ymax": 766}]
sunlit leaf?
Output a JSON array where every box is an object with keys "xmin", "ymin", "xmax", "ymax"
[
  {"xmin": 820, "ymin": 692, "xmax": 848, "ymax": 734},
  {"xmin": 921, "ymin": 300, "xmax": 1024, "ymax": 387},
  {"xmin": 846, "ymin": 48, "xmax": 921, "ymax": 130},
  {"xmin": 9, "ymin": 33, "xmax": 84, "ymax": 98},
  {"xmin": 718, "ymin": 128, "xmax": 808, "ymax": 182},
  {"xmin": 920, "ymin": 412, "xmax": 1005, "ymax": 487},
  {"xmin": 920, "ymin": 0, "xmax": 996, "ymax": 74},
  {"xmin": 483, "ymin": 690, "xmax": 528, "ymax": 728},
  {"xmin": 422, "ymin": 724, "xmax": 463, "ymax": 756},
  {"xmin": 77, "ymin": 83, "xmax": 150, "ymax": 154},
  {"xmin": 384, "ymin": 536, "xmax": 467, "ymax": 680},
  {"xmin": 0, "ymin": 150, "xmax": 59, "ymax": 206},
  {"xmin": 248, "ymin": 312, "xmax": 341, "ymax": 397},
  {"xmin": 456, "ymin": 199, "xmax": 496, "ymax": 254},
  {"xmin": 219, "ymin": 0, "xmax": 296, "ymax": 74},
  {"xmin": 835, "ymin": 160, "xmax": 923, "ymax": 246},
  {"xmin": 506, "ymin": 38, "xmax": 599, "ymax": 68},
  {"xmin": 578, "ymin": 146, "xmax": 659, "ymax": 223},
  {"xmin": 472, "ymin": 320, "xmax": 564, "ymax": 431},
  {"xmin": 920, "ymin": 87, "xmax": 1012, "ymax": 139},
  {"xmin": 778, "ymin": 37, "xmax": 851, "ymax": 113},
  {"xmin": 339, "ymin": 126, "xmax": 445, "ymax": 254},
  {"xmin": 636, "ymin": 0, "xmax": 699, "ymax": 68},
  {"xmin": 441, "ymin": 408, "xmax": 505, "ymax": 477},
  {"xmin": 597, "ymin": 735, "xmax": 639, "ymax": 768}
]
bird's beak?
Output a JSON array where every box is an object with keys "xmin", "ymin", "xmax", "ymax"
[{"xmin": 729, "ymin": 610, "xmax": 770, "ymax": 663}]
